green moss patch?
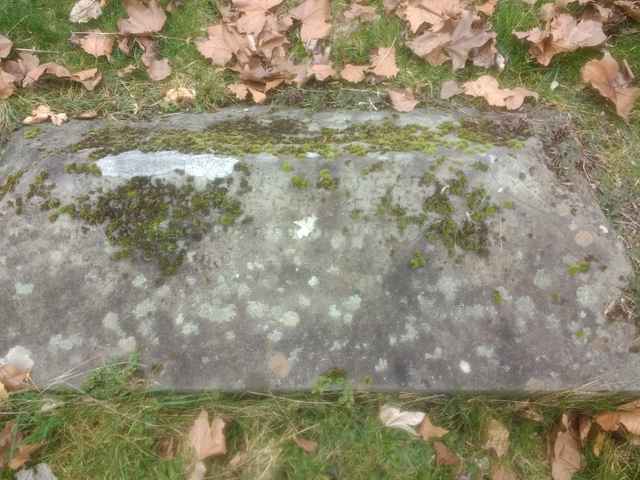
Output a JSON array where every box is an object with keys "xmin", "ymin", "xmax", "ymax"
[
  {"xmin": 567, "ymin": 260, "xmax": 591, "ymax": 277},
  {"xmin": 65, "ymin": 163, "xmax": 102, "ymax": 176},
  {"xmin": 409, "ymin": 251, "xmax": 427, "ymax": 270},
  {"xmin": 0, "ymin": 169, "xmax": 26, "ymax": 202}
]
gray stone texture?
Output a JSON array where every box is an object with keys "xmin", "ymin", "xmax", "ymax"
[{"xmin": 0, "ymin": 107, "xmax": 638, "ymax": 391}]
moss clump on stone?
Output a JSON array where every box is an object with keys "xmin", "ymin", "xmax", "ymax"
[
  {"xmin": 281, "ymin": 161, "xmax": 293, "ymax": 173},
  {"xmin": 0, "ymin": 169, "xmax": 26, "ymax": 202},
  {"xmin": 423, "ymin": 183, "xmax": 454, "ymax": 216},
  {"xmin": 567, "ymin": 260, "xmax": 591, "ymax": 277},
  {"xmin": 23, "ymin": 127, "xmax": 42, "ymax": 140},
  {"xmin": 472, "ymin": 161, "xmax": 489, "ymax": 172},
  {"xmin": 448, "ymin": 170, "xmax": 468, "ymax": 196},
  {"xmin": 233, "ymin": 162, "xmax": 251, "ymax": 176},
  {"xmin": 409, "ymin": 251, "xmax": 427, "ymax": 270},
  {"xmin": 317, "ymin": 169, "xmax": 338, "ymax": 190},
  {"xmin": 346, "ymin": 143, "xmax": 368, "ymax": 156},
  {"xmin": 52, "ymin": 177, "xmax": 243, "ymax": 276},
  {"xmin": 361, "ymin": 161, "xmax": 384, "ymax": 176},
  {"xmin": 501, "ymin": 200, "xmax": 515, "ymax": 209},
  {"xmin": 65, "ymin": 163, "xmax": 102, "ymax": 176},
  {"xmin": 291, "ymin": 175, "xmax": 309, "ymax": 189},
  {"xmin": 26, "ymin": 171, "xmax": 51, "ymax": 200},
  {"xmin": 492, "ymin": 289, "xmax": 503, "ymax": 305}
]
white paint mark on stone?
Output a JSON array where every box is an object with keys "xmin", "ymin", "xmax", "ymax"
[
  {"xmin": 175, "ymin": 313, "xmax": 185, "ymax": 325},
  {"xmin": 459, "ymin": 360, "xmax": 471, "ymax": 374},
  {"xmin": 308, "ymin": 276, "xmax": 319, "ymax": 287},
  {"xmin": 293, "ymin": 216, "xmax": 317, "ymax": 239},
  {"xmin": 599, "ymin": 225, "xmax": 609, "ymax": 234},
  {"xmin": 15, "ymin": 282, "xmax": 34, "ymax": 296},
  {"xmin": 132, "ymin": 274, "xmax": 147, "ymax": 288},
  {"xmin": 280, "ymin": 311, "xmax": 300, "ymax": 327},
  {"xmin": 97, "ymin": 150, "xmax": 238, "ymax": 179}
]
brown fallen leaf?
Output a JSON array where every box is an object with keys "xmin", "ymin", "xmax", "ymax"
[
  {"xmin": 117, "ymin": 64, "xmax": 137, "ymax": 77},
  {"xmin": 8, "ymin": 443, "xmax": 42, "ymax": 470},
  {"xmin": 440, "ymin": 79, "xmax": 462, "ymax": 99},
  {"xmin": 23, "ymin": 105, "xmax": 68, "ymax": 127},
  {"xmin": 188, "ymin": 410, "xmax": 227, "ymax": 461},
  {"xmin": 615, "ymin": 0, "xmax": 640, "ymax": 21},
  {"xmin": 447, "ymin": 10, "xmax": 496, "ymax": 70},
  {"xmin": 595, "ymin": 407, "xmax": 640, "ymax": 435},
  {"xmin": 293, "ymin": 436, "xmax": 318, "ymax": 453},
  {"xmin": 550, "ymin": 414, "xmax": 583, "ymax": 480},
  {"xmin": 166, "ymin": 0, "xmax": 185, "ymax": 12},
  {"xmin": 2, "ymin": 53, "xmax": 40, "ymax": 83},
  {"xmin": 164, "ymin": 87, "xmax": 196, "ymax": 105},
  {"xmin": 157, "ymin": 437, "xmax": 177, "ymax": 459},
  {"xmin": 77, "ymin": 110, "xmax": 99, "ymax": 119},
  {"xmin": 137, "ymin": 37, "xmax": 172, "ymax": 81},
  {"xmin": 370, "ymin": 47, "xmax": 399, "ymax": 79},
  {"xmin": 592, "ymin": 430, "xmax": 606, "ymax": 457},
  {"xmin": 581, "ymin": 52, "xmax": 640, "ymax": 120},
  {"xmin": 491, "ymin": 462, "xmax": 518, "ymax": 480},
  {"xmin": 463, "ymin": 75, "xmax": 538, "ymax": 110},
  {"xmin": 344, "ymin": 2, "xmax": 379, "ymax": 23},
  {"xmin": 291, "ymin": 0, "xmax": 332, "ymax": 42},
  {"xmin": 227, "ymin": 82, "xmax": 249, "ymax": 100},
  {"xmin": 118, "ymin": 0, "xmax": 167, "ymax": 35},
  {"xmin": 477, "ymin": 0, "xmax": 497, "ymax": 16},
  {"xmin": 434, "ymin": 440, "xmax": 461, "ymax": 466},
  {"xmin": 514, "ymin": 14, "xmax": 606, "ymax": 66},
  {"xmin": 70, "ymin": 68, "xmax": 103, "ymax": 91},
  {"xmin": 70, "ymin": 0, "xmax": 107, "ymax": 23},
  {"xmin": 0, "ymin": 70, "xmax": 16, "ymax": 99},
  {"xmin": 578, "ymin": 415, "xmax": 592, "ymax": 443},
  {"xmin": 0, "ymin": 363, "xmax": 31, "ymax": 391},
  {"xmin": 0, "ymin": 382, "xmax": 7, "ymax": 402},
  {"xmin": 0, "ymin": 34, "xmax": 12, "ymax": 58},
  {"xmin": 418, "ymin": 416, "xmax": 449, "ymax": 441},
  {"xmin": 340, "ymin": 64, "xmax": 368, "ymax": 83},
  {"xmin": 196, "ymin": 24, "xmax": 246, "ymax": 67},
  {"xmin": 70, "ymin": 30, "xmax": 114, "ymax": 59},
  {"xmin": 484, "ymin": 418, "xmax": 510, "ymax": 458},
  {"xmin": 402, "ymin": 0, "xmax": 464, "ymax": 33},
  {"xmin": 388, "ymin": 88, "xmax": 418, "ymax": 112}
]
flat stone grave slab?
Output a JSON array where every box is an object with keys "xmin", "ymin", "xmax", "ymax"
[{"xmin": 0, "ymin": 107, "xmax": 637, "ymax": 391}]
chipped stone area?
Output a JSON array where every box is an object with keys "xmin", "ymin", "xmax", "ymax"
[{"xmin": 0, "ymin": 108, "xmax": 637, "ymax": 391}]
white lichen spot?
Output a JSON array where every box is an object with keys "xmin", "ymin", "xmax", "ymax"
[
  {"xmin": 1, "ymin": 346, "xmax": 34, "ymax": 371},
  {"xmin": 247, "ymin": 301, "xmax": 268, "ymax": 319},
  {"xmin": 280, "ymin": 311, "xmax": 300, "ymax": 328},
  {"xmin": 118, "ymin": 336, "xmax": 137, "ymax": 354},
  {"xmin": 102, "ymin": 312, "xmax": 123, "ymax": 336},
  {"xmin": 50, "ymin": 251, "xmax": 64, "ymax": 264},
  {"xmin": 375, "ymin": 358, "xmax": 388, "ymax": 373},
  {"xmin": 298, "ymin": 295, "xmax": 311, "ymax": 308},
  {"xmin": 48, "ymin": 334, "xmax": 83, "ymax": 353},
  {"xmin": 515, "ymin": 296, "xmax": 535, "ymax": 318},
  {"xmin": 181, "ymin": 322, "xmax": 199, "ymax": 336},
  {"xmin": 342, "ymin": 295, "xmax": 362, "ymax": 313},
  {"xmin": 459, "ymin": 360, "xmax": 471, "ymax": 374},
  {"xmin": 533, "ymin": 270, "xmax": 552, "ymax": 290},
  {"xmin": 327, "ymin": 265, "xmax": 340, "ymax": 275},
  {"xmin": 208, "ymin": 304, "xmax": 237, "ymax": 323},
  {"xmin": 400, "ymin": 323, "xmax": 419, "ymax": 343},
  {"xmin": 237, "ymin": 283, "xmax": 251, "ymax": 298},
  {"xmin": 343, "ymin": 313, "xmax": 353, "ymax": 324},
  {"xmin": 437, "ymin": 276, "xmax": 458, "ymax": 303},
  {"xmin": 475, "ymin": 345, "xmax": 495, "ymax": 358},
  {"xmin": 268, "ymin": 329, "xmax": 283, "ymax": 343},
  {"xmin": 425, "ymin": 347, "xmax": 442, "ymax": 360},
  {"xmin": 175, "ymin": 313, "xmax": 185, "ymax": 325},
  {"xmin": 224, "ymin": 331, "xmax": 236, "ymax": 341},
  {"xmin": 247, "ymin": 262, "xmax": 265, "ymax": 271},
  {"xmin": 328, "ymin": 305, "xmax": 342, "ymax": 320},
  {"xmin": 132, "ymin": 274, "xmax": 147, "ymax": 288},
  {"xmin": 389, "ymin": 335, "xmax": 397, "ymax": 346},
  {"xmin": 293, "ymin": 215, "xmax": 317, "ymax": 240},
  {"xmin": 137, "ymin": 318, "xmax": 155, "ymax": 337},
  {"xmin": 15, "ymin": 282, "xmax": 34, "ymax": 296},
  {"xmin": 330, "ymin": 232, "xmax": 346, "ymax": 250},
  {"xmin": 308, "ymin": 276, "xmax": 319, "ymax": 288},
  {"xmin": 133, "ymin": 298, "xmax": 157, "ymax": 319},
  {"xmin": 330, "ymin": 339, "xmax": 348, "ymax": 351},
  {"xmin": 576, "ymin": 285, "xmax": 598, "ymax": 310}
]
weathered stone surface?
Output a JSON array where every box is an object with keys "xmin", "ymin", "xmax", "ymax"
[{"xmin": 0, "ymin": 108, "xmax": 637, "ymax": 391}]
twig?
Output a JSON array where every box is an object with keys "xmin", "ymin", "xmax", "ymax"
[{"xmin": 15, "ymin": 48, "xmax": 60, "ymax": 54}]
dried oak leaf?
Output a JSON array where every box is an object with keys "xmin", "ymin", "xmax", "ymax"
[
  {"xmin": 477, "ymin": 0, "xmax": 497, "ymax": 16},
  {"xmin": 70, "ymin": 0, "xmax": 107, "ymax": 23},
  {"xmin": 290, "ymin": 0, "xmax": 332, "ymax": 42},
  {"xmin": 463, "ymin": 75, "xmax": 538, "ymax": 110},
  {"xmin": 0, "ymin": 34, "xmax": 12, "ymax": 59},
  {"xmin": 0, "ymin": 363, "xmax": 31, "ymax": 391},
  {"xmin": 233, "ymin": 0, "xmax": 285, "ymax": 35},
  {"xmin": 615, "ymin": 0, "xmax": 640, "ymax": 21},
  {"xmin": 388, "ymin": 88, "xmax": 419, "ymax": 112},
  {"xmin": 340, "ymin": 64, "xmax": 368, "ymax": 83},
  {"xmin": 484, "ymin": 418, "xmax": 510, "ymax": 458},
  {"xmin": 379, "ymin": 404, "xmax": 425, "ymax": 435},
  {"xmin": 370, "ymin": 47, "xmax": 399, "ymax": 78},
  {"xmin": 418, "ymin": 416, "xmax": 449, "ymax": 441},
  {"xmin": 403, "ymin": 0, "xmax": 464, "ymax": 33},
  {"xmin": 293, "ymin": 436, "xmax": 318, "ymax": 453},
  {"xmin": 8, "ymin": 443, "xmax": 43, "ymax": 470},
  {"xmin": 491, "ymin": 463, "xmax": 519, "ymax": 480},
  {"xmin": 3, "ymin": 53, "xmax": 40, "ymax": 83},
  {"xmin": 581, "ymin": 52, "xmax": 639, "ymax": 120},
  {"xmin": 118, "ymin": 0, "xmax": 167, "ymax": 35},
  {"xmin": 70, "ymin": 30, "xmax": 114, "ymax": 59},
  {"xmin": 137, "ymin": 37, "xmax": 172, "ymax": 81},
  {"xmin": 70, "ymin": 68, "xmax": 103, "ymax": 90},
  {"xmin": 23, "ymin": 105, "xmax": 68, "ymax": 126},
  {"xmin": 196, "ymin": 24, "xmax": 247, "ymax": 66},
  {"xmin": 447, "ymin": 10, "xmax": 496, "ymax": 70},
  {"xmin": 228, "ymin": 82, "xmax": 249, "ymax": 100},
  {"xmin": 594, "ymin": 406, "xmax": 640, "ymax": 435},
  {"xmin": 514, "ymin": 14, "xmax": 606, "ymax": 66},
  {"xmin": 550, "ymin": 414, "xmax": 583, "ymax": 480},
  {"xmin": 0, "ymin": 70, "xmax": 16, "ymax": 99},
  {"xmin": 344, "ymin": 2, "xmax": 379, "ymax": 23},
  {"xmin": 188, "ymin": 410, "xmax": 227, "ymax": 461},
  {"xmin": 434, "ymin": 441, "xmax": 461, "ymax": 466}
]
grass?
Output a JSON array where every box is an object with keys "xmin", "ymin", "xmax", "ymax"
[
  {"xmin": 2, "ymin": 360, "xmax": 640, "ymax": 479},
  {"xmin": 2, "ymin": 1, "xmax": 640, "ymax": 478}
]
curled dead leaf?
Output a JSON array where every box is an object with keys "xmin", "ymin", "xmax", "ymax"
[
  {"xmin": 340, "ymin": 64, "xmax": 368, "ymax": 83},
  {"xmin": 370, "ymin": 47, "xmax": 399, "ymax": 79},
  {"xmin": 117, "ymin": 64, "xmax": 137, "ymax": 78},
  {"xmin": 77, "ymin": 110, "xmax": 99, "ymax": 119},
  {"xmin": 581, "ymin": 51, "xmax": 639, "ymax": 120},
  {"xmin": 227, "ymin": 82, "xmax": 249, "ymax": 100},
  {"xmin": 118, "ymin": 0, "xmax": 167, "ymax": 35},
  {"xmin": 290, "ymin": 0, "xmax": 332, "ymax": 42},
  {"xmin": 164, "ymin": 87, "xmax": 196, "ymax": 105},
  {"xmin": 550, "ymin": 414, "xmax": 583, "ymax": 480},
  {"xmin": 433, "ymin": 440, "xmax": 461, "ymax": 466},
  {"xmin": 595, "ymin": 407, "xmax": 640, "ymax": 435},
  {"xmin": 70, "ymin": 0, "xmax": 107, "ymax": 23},
  {"xmin": 388, "ymin": 88, "xmax": 419, "ymax": 112},
  {"xmin": 418, "ymin": 416, "xmax": 449, "ymax": 441},
  {"xmin": 0, "ymin": 70, "xmax": 17, "ymax": 99},
  {"xmin": 188, "ymin": 410, "xmax": 227, "ymax": 461},
  {"xmin": 293, "ymin": 436, "xmax": 318, "ymax": 453},
  {"xmin": 484, "ymin": 418, "xmax": 510, "ymax": 458},
  {"xmin": 0, "ymin": 34, "xmax": 13, "ymax": 59},
  {"xmin": 23, "ymin": 105, "xmax": 68, "ymax": 127},
  {"xmin": 440, "ymin": 79, "xmax": 462, "ymax": 99},
  {"xmin": 379, "ymin": 405, "xmax": 425, "ymax": 435}
]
